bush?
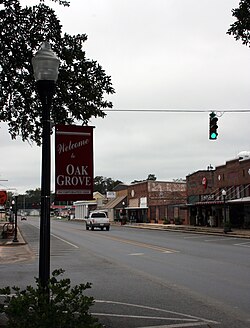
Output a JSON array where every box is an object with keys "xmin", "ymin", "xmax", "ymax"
[
  {"xmin": 174, "ymin": 217, "xmax": 183, "ymax": 225},
  {"xmin": 0, "ymin": 269, "xmax": 102, "ymax": 328},
  {"xmin": 163, "ymin": 217, "xmax": 170, "ymax": 224}
]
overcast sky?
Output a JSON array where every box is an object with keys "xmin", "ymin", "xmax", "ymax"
[{"xmin": 1, "ymin": 0, "xmax": 250, "ymax": 194}]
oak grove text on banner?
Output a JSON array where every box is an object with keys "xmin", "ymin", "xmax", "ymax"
[{"xmin": 55, "ymin": 125, "xmax": 94, "ymax": 201}]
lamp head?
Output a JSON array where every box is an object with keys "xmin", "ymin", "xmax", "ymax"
[{"xmin": 32, "ymin": 42, "xmax": 60, "ymax": 82}]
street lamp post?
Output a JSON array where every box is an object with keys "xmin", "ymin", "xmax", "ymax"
[
  {"xmin": 12, "ymin": 193, "xmax": 19, "ymax": 243},
  {"xmin": 221, "ymin": 189, "xmax": 230, "ymax": 233},
  {"xmin": 32, "ymin": 42, "xmax": 59, "ymax": 290},
  {"xmin": 121, "ymin": 201, "xmax": 126, "ymax": 225}
]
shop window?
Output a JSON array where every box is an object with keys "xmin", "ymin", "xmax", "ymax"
[
  {"xmin": 246, "ymin": 185, "xmax": 250, "ymax": 197},
  {"xmin": 150, "ymin": 206, "xmax": 156, "ymax": 220},
  {"xmin": 159, "ymin": 206, "xmax": 165, "ymax": 219},
  {"xmin": 240, "ymin": 185, "xmax": 245, "ymax": 198},
  {"xmin": 236, "ymin": 186, "xmax": 240, "ymax": 199}
]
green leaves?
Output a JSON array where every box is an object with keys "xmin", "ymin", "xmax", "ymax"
[
  {"xmin": 0, "ymin": 269, "xmax": 102, "ymax": 328},
  {"xmin": 227, "ymin": 0, "xmax": 250, "ymax": 47},
  {"xmin": 40, "ymin": 0, "xmax": 70, "ymax": 6},
  {"xmin": 0, "ymin": 0, "xmax": 115, "ymax": 145}
]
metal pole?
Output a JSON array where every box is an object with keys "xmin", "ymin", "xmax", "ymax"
[
  {"xmin": 37, "ymin": 80, "xmax": 55, "ymax": 291},
  {"xmin": 13, "ymin": 195, "xmax": 19, "ymax": 242},
  {"xmin": 223, "ymin": 196, "xmax": 226, "ymax": 225}
]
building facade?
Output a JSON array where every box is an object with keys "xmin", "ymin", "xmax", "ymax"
[
  {"xmin": 187, "ymin": 157, "xmax": 250, "ymax": 228},
  {"xmin": 74, "ymin": 192, "xmax": 105, "ymax": 219},
  {"xmin": 126, "ymin": 180, "xmax": 187, "ymax": 223}
]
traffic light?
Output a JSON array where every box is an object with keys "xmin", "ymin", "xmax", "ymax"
[{"xmin": 209, "ymin": 112, "xmax": 218, "ymax": 140}]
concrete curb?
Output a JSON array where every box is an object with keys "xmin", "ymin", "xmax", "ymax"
[{"xmin": 124, "ymin": 223, "xmax": 250, "ymax": 239}]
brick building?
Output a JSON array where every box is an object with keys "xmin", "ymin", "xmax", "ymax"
[
  {"xmin": 126, "ymin": 180, "xmax": 187, "ymax": 224},
  {"xmin": 187, "ymin": 156, "xmax": 250, "ymax": 228}
]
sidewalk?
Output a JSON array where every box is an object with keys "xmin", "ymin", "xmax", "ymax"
[
  {"xmin": 125, "ymin": 222, "xmax": 250, "ymax": 239},
  {"xmin": 0, "ymin": 222, "xmax": 26, "ymax": 246},
  {"xmin": 0, "ymin": 222, "xmax": 34, "ymax": 264}
]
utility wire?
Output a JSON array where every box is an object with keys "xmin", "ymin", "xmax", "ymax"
[{"xmin": 104, "ymin": 109, "xmax": 250, "ymax": 113}]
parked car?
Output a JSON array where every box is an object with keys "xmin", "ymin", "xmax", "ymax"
[{"xmin": 85, "ymin": 211, "xmax": 110, "ymax": 231}]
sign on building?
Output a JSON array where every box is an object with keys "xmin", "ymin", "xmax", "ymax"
[
  {"xmin": 55, "ymin": 125, "xmax": 94, "ymax": 201},
  {"xmin": 140, "ymin": 197, "xmax": 147, "ymax": 208},
  {"xmin": 0, "ymin": 190, "xmax": 7, "ymax": 205},
  {"xmin": 107, "ymin": 191, "xmax": 116, "ymax": 199}
]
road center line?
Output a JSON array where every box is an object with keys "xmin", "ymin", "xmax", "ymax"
[{"xmin": 95, "ymin": 234, "xmax": 179, "ymax": 254}]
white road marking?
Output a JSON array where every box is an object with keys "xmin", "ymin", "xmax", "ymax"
[
  {"xmin": 128, "ymin": 253, "xmax": 144, "ymax": 256},
  {"xmin": 95, "ymin": 300, "xmax": 219, "ymax": 325},
  {"xmin": 183, "ymin": 235, "xmax": 204, "ymax": 239},
  {"xmin": 139, "ymin": 323, "xmax": 212, "ymax": 327},
  {"xmin": 93, "ymin": 312, "xmax": 197, "ymax": 322},
  {"xmin": 204, "ymin": 237, "xmax": 238, "ymax": 242},
  {"xmin": 26, "ymin": 221, "xmax": 79, "ymax": 249},
  {"xmin": 50, "ymin": 234, "xmax": 79, "ymax": 248},
  {"xmin": 234, "ymin": 241, "xmax": 250, "ymax": 248}
]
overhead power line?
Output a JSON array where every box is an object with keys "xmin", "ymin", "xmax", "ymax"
[{"xmin": 104, "ymin": 109, "xmax": 250, "ymax": 113}]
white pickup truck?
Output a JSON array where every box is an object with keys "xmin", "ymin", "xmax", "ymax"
[{"xmin": 85, "ymin": 211, "xmax": 110, "ymax": 231}]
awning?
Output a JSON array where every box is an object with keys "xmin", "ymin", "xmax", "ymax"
[
  {"xmin": 103, "ymin": 195, "xmax": 127, "ymax": 209},
  {"xmin": 193, "ymin": 201, "xmax": 224, "ymax": 206},
  {"xmin": 125, "ymin": 207, "xmax": 148, "ymax": 210},
  {"xmin": 227, "ymin": 197, "xmax": 250, "ymax": 204}
]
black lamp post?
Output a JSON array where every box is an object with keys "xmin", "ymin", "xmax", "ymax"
[
  {"xmin": 32, "ymin": 42, "xmax": 59, "ymax": 290},
  {"xmin": 222, "ymin": 189, "xmax": 230, "ymax": 233},
  {"xmin": 12, "ymin": 193, "xmax": 19, "ymax": 243}
]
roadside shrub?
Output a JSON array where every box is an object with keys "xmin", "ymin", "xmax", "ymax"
[
  {"xmin": 163, "ymin": 217, "xmax": 170, "ymax": 224},
  {"xmin": 174, "ymin": 217, "xmax": 183, "ymax": 225},
  {"xmin": 0, "ymin": 269, "xmax": 102, "ymax": 328}
]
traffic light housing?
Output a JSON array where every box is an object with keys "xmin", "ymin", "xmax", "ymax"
[{"xmin": 209, "ymin": 112, "xmax": 218, "ymax": 140}]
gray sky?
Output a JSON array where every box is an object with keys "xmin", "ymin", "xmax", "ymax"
[{"xmin": 1, "ymin": 0, "xmax": 250, "ymax": 194}]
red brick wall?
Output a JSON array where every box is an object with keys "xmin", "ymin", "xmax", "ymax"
[
  {"xmin": 127, "ymin": 181, "xmax": 187, "ymax": 222},
  {"xmin": 187, "ymin": 170, "xmax": 215, "ymax": 196},
  {"xmin": 216, "ymin": 159, "xmax": 250, "ymax": 188},
  {"xmin": 187, "ymin": 158, "xmax": 250, "ymax": 200}
]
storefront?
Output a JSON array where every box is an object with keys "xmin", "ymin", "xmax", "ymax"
[
  {"xmin": 127, "ymin": 180, "xmax": 187, "ymax": 223},
  {"xmin": 187, "ymin": 156, "xmax": 250, "ymax": 228}
]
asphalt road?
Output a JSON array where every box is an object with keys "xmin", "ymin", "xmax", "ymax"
[{"xmin": 1, "ymin": 217, "xmax": 250, "ymax": 328}]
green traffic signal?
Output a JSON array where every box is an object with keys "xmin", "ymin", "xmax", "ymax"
[
  {"xmin": 210, "ymin": 132, "xmax": 217, "ymax": 139},
  {"xmin": 209, "ymin": 112, "xmax": 218, "ymax": 140}
]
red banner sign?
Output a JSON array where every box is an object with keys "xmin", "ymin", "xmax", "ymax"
[
  {"xmin": 55, "ymin": 125, "xmax": 94, "ymax": 201},
  {"xmin": 0, "ymin": 190, "xmax": 7, "ymax": 205}
]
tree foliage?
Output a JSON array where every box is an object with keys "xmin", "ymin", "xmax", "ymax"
[
  {"xmin": 94, "ymin": 176, "xmax": 122, "ymax": 194},
  {"xmin": 42, "ymin": 0, "xmax": 70, "ymax": 6},
  {"xmin": 227, "ymin": 0, "xmax": 250, "ymax": 46},
  {"xmin": 131, "ymin": 174, "xmax": 157, "ymax": 184},
  {"xmin": 0, "ymin": 0, "xmax": 115, "ymax": 145},
  {"xmin": 147, "ymin": 173, "xmax": 157, "ymax": 181}
]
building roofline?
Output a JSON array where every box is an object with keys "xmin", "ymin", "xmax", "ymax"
[{"xmin": 130, "ymin": 180, "xmax": 186, "ymax": 186}]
